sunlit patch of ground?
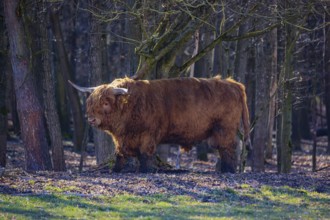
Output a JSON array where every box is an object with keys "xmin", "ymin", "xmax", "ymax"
[{"xmin": 1, "ymin": 138, "xmax": 329, "ymax": 219}]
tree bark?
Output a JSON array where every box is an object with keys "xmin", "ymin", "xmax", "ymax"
[
  {"xmin": 89, "ymin": 0, "xmax": 115, "ymax": 165},
  {"xmin": 324, "ymin": 4, "xmax": 330, "ymax": 154},
  {"xmin": 252, "ymin": 33, "xmax": 272, "ymax": 172},
  {"xmin": 0, "ymin": 7, "xmax": 7, "ymax": 167},
  {"xmin": 4, "ymin": 0, "xmax": 52, "ymax": 171},
  {"xmin": 278, "ymin": 20, "xmax": 297, "ymax": 173},
  {"xmin": 265, "ymin": 26, "xmax": 278, "ymax": 159},
  {"xmin": 49, "ymin": 7, "xmax": 85, "ymax": 152},
  {"xmin": 189, "ymin": 30, "xmax": 200, "ymax": 77},
  {"xmin": 291, "ymin": 110, "xmax": 302, "ymax": 151},
  {"xmin": 133, "ymin": 3, "xmax": 211, "ymax": 79},
  {"xmin": 234, "ymin": 26, "xmax": 248, "ymax": 81},
  {"xmin": 40, "ymin": 2, "xmax": 66, "ymax": 171}
]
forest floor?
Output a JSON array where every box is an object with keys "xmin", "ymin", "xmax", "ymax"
[{"xmin": 0, "ymin": 138, "xmax": 329, "ymax": 219}]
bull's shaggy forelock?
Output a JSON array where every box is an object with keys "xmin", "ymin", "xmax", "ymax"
[
  {"xmin": 84, "ymin": 76, "xmax": 250, "ymax": 173},
  {"xmin": 86, "ymin": 85, "xmax": 113, "ymax": 127}
]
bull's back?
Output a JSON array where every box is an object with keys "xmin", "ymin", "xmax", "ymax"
[{"xmin": 147, "ymin": 77, "xmax": 243, "ymax": 145}]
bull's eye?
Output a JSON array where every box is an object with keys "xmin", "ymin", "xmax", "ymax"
[{"xmin": 103, "ymin": 101, "xmax": 111, "ymax": 112}]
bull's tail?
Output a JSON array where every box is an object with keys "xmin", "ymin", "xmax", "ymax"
[
  {"xmin": 237, "ymin": 84, "xmax": 252, "ymax": 172},
  {"xmin": 227, "ymin": 78, "xmax": 252, "ymax": 150},
  {"xmin": 241, "ymin": 87, "xmax": 252, "ymax": 151}
]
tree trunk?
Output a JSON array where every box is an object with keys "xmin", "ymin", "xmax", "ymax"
[
  {"xmin": 124, "ymin": 0, "xmax": 140, "ymax": 76},
  {"xmin": 194, "ymin": 29, "xmax": 212, "ymax": 160},
  {"xmin": 234, "ymin": 25, "xmax": 248, "ymax": 81},
  {"xmin": 324, "ymin": 4, "xmax": 330, "ymax": 154},
  {"xmin": 291, "ymin": 110, "xmax": 302, "ymax": 151},
  {"xmin": 73, "ymin": 0, "xmax": 90, "ymax": 86},
  {"xmin": 40, "ymin": 2, "xmax": 66, "ymax": 171},
  {"xmin": 49, "ymin": 7, "xmax": 85, "ymax": 152},
  {"xmin": 265, "ymin": 26, "xmax": 278, "ymax": 159},
  {"xmin": 55, "ymin": 66, "xmax": 71, "ymax": 137},
  {"xmin": 89, "ymin": 0, "xmax": 115, "ymax": 165},
  {"xmin": 252, "ymin": 33, "xmax": 272, "ymax": 172},
  {"xmin": 4, "ymin": 0, "xmax": 52, "ymax": 171},
  {"xmin": 278, "ymin": 21, "xmax": 297, "ymax": 173},
  {"xmin": 189, "ymin": 30, "xmax": 200, "ymax": 77},
  {"xmin": 246, "ymin": 39, "xmax": 256, "ymax": 133},
  {"xmin": 133, "ymin": 3, "xmax": 211, "ymax": 79},
  {"xmin": 0, "ymin": 7, "xmax": 7, "ymax": 167}
]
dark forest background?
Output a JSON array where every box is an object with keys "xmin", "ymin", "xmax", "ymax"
[{"xmin": 0, "ymin": 0, "xmax": 329, "ymax": 173}]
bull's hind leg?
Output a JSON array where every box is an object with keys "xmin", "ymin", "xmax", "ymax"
[
  {"xmin": 208, "ymin": 127, "xmax": 237, "ymax": 173},
  {"xmin": 138, "ymin": 137, "xmax": 158, "ymax": 173},
  {"xmin": 217, "ymin": 143, "xmax": 237, "ymax": 173}
]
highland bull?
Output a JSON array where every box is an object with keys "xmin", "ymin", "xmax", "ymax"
[{"xmin": 70, "ymin": 76, "xmax": 251, "ymax": 173}]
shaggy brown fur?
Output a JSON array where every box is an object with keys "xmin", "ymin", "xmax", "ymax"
[{"xmin": 86, "ymin": 76, "xmax": 250, "ymax": 173}]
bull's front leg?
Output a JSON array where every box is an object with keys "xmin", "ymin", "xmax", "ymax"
[
  {"xmin": 112, "ymin": 154, "xmax": 126, "ymax": 173},
  {"xmin": 137, "ymin": 153, "xmax": 155, "ymax": 173}
]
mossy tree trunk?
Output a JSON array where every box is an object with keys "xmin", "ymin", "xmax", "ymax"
[{"xmin": 133, "ymin": 2, "xmax": 212, "ymax": 79}]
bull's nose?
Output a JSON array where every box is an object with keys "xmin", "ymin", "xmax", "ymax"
[{"xmin": 88, "ymin": 118, "xmax": 96, "ymax": 125}]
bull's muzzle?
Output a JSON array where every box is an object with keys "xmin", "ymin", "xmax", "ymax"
[{"xmin": 88, "ymin": 118, "xmax": 100, "ymax": 127}]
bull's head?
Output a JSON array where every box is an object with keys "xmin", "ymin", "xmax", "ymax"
[{"xmin": 68, "ymin": 80, "xmax": 128, "ymax": 128}]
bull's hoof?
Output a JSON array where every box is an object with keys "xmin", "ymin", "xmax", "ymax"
[
  {"xmin": 112, "ymin": 166, "xmax": 122, "ymax": 173},
  {"xmin": 139, "ymin": 166, "xmax": 157, "ymax": 173},
  {"xmin": 112, "ymin": 163, "xmax": 137, "ymax": 173},
  {"xmin": 215, "ymin": 159, "xmax": 236, "ymax": 173}
]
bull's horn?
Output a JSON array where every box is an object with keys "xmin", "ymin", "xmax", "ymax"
[
  {"xmin": 68, "ymin": 80, "xmax": 95, "ymax": 93},
  {"xmin": 113, "ymin": 87, "xmax": 128, "ymax": 95}
]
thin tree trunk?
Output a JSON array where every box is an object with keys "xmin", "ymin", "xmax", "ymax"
[
  {"xmin": 252, "ymin": 34, "xmax": 271, "ymax": 172},
  {"xmin": 49, "ymin": 7, "xmax": 85, "ymax": 152},
  {"xmin": 125, "ymin": 0, "xmax": 140, "ymax": 76},
  {"xmin": 324, "ymin": 4, "xmax": 330, "ymax": 154},
  {"xmin": 89, "ymin": 1, "xmax": 115, "ymax": 165},
  {"xmin": 4, "ymin": 0, "xmax": 52, "ymax": 171},
  {"xmin": 189, "ymin": 30, "xmax": 199, "ymax": 77},
  {"xmin": 233, "ymin": 0, "xmax": 248, "ymax": 81},
  {"xmin": 193, "ymin": 29, "xmax": 209, "ymax": 161},
  {"xmin": 0, "ymin": 7, "xmax": 7, "ymax": 167},
  {"xmin": 278, "ymin": 22, "xmax": 297, "ymax": 173},
  {"xmin": 199, "ymin": 29, "xmax": 213, "ymax": 78},
  {"xmin": 6, "ymin": 65, "xmax": 20, "ymax": 135},
  {"xmin": 311, "ymin": 98, "xmax": 317, "ymax": 171},
  {"xmin": 265, "ymin": 27, "xmax": 278, "ymax": 159},
  {"xmin": 234, "ymin": 27, "xmax": 248, "ymax": 81},
  {"xmin": 56, "ymin": 67, "xmax": 71, "ymax": 137},
  {"xmin": 246, "ymin": 39, "xmax": 256, "ymax": 133},
  {"xmin": 40, "ymin": 2, "xmax": 66, "ymax": 171},
  {"xmin": 292, "ymin": 110, "xmax": 302, "ymax": 151}
]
